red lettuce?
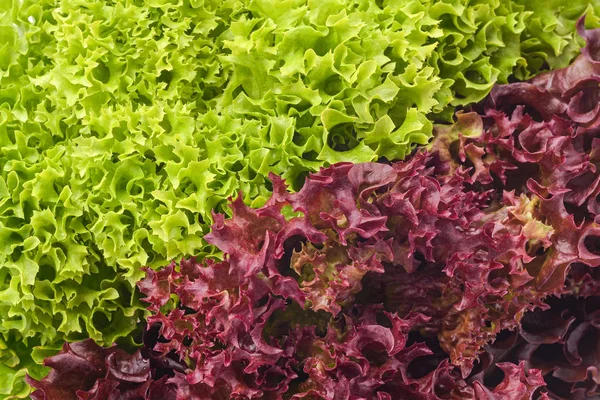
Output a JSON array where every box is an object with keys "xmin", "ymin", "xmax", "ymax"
[
  {"xmin": 25, "ymin": 328, "xmax": 185, "ymax": 400},
  {"xmin": 472, "ymin": 295, "xmax": 600, "ymax": 400},
  {"xmin": 130, "ymin": 149, "xmax": 559, "ymax": 399}
]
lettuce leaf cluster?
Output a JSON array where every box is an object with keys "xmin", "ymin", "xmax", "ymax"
[
  {"xmin": 26, "ymin": 336, "xmax": 185, "ymax": 400},
  {"xmin": 28, "ymin": 156, "xmax": 552, "ymax": 398},
  {"xmin": 3, "ymin": 0, "xmax": 600, "ymax": 396},
  {"xmin": 28, "ymin": 19, "xmax": 600, "ymax": 399},
  {"xmin": 475, "ymin": 294, "xmax": 600, "ymax": 400}
]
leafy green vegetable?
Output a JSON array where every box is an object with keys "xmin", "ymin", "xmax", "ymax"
[{"xmin": 0, "ymin": 0, "xmax": 598, "ymax": 396}]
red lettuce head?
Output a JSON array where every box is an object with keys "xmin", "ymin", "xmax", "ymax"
[{"xmin": 130, "ymin": 148, "xmax": 563, "ymax": 398}]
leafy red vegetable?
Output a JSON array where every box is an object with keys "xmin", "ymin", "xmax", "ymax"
[
  {"xmin": 472, "ymin": 295, "xmax": 600, "ymax": 400},
  {"xmin": 25, "ymin": 333, "xmax": 184, "ymax": 400},
  {"xmin": 129, "ymin": 146, "xmax": 562, "ymax": 399}
]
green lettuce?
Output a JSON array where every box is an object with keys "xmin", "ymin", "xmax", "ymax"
[{"xmin": 0, "ymin": 0, "xmax": 598, "ymax": 397}]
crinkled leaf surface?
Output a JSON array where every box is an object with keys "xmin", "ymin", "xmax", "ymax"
[
  {"xmin": 1, "ymin": 0, "xmax": 600, "ymax": 397},
  {"xmin": 29, "ymin": 22, "xmax": 600, "ymax": 396}
]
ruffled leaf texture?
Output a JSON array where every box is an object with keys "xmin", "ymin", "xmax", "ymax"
[
  {"xmin": 30, "ymin": 18, "xmax": 600, "ymax": 399},
  {"xmin": 127, "ymin": 150, "xmax": 597, "ymax": 398},
  {"xmin": 123, "ymin": 54, "xmax": 600, "ymax": 399},
  {"xmin": 130, "ymin": 154, "xmax": 572, "ymax": 399},
  {"xmin": 2, "ymin": 0, "xmax": 600, "ymax": 396},
  {"xmin": 26, "ymin": 335, "xmax": 185, "ymax": 400},
  {"xmin": 472, "ymin": 295, "xmax": 600, "ymax": 400},
  {"xmin": 31, "ymin": 43, "xmax": 600, "ymax": 400}
]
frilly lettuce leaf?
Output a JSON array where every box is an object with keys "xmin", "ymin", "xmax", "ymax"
[{"xmin": 1, "ymin": 0, "xmax": 599, "ymax": 396}]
